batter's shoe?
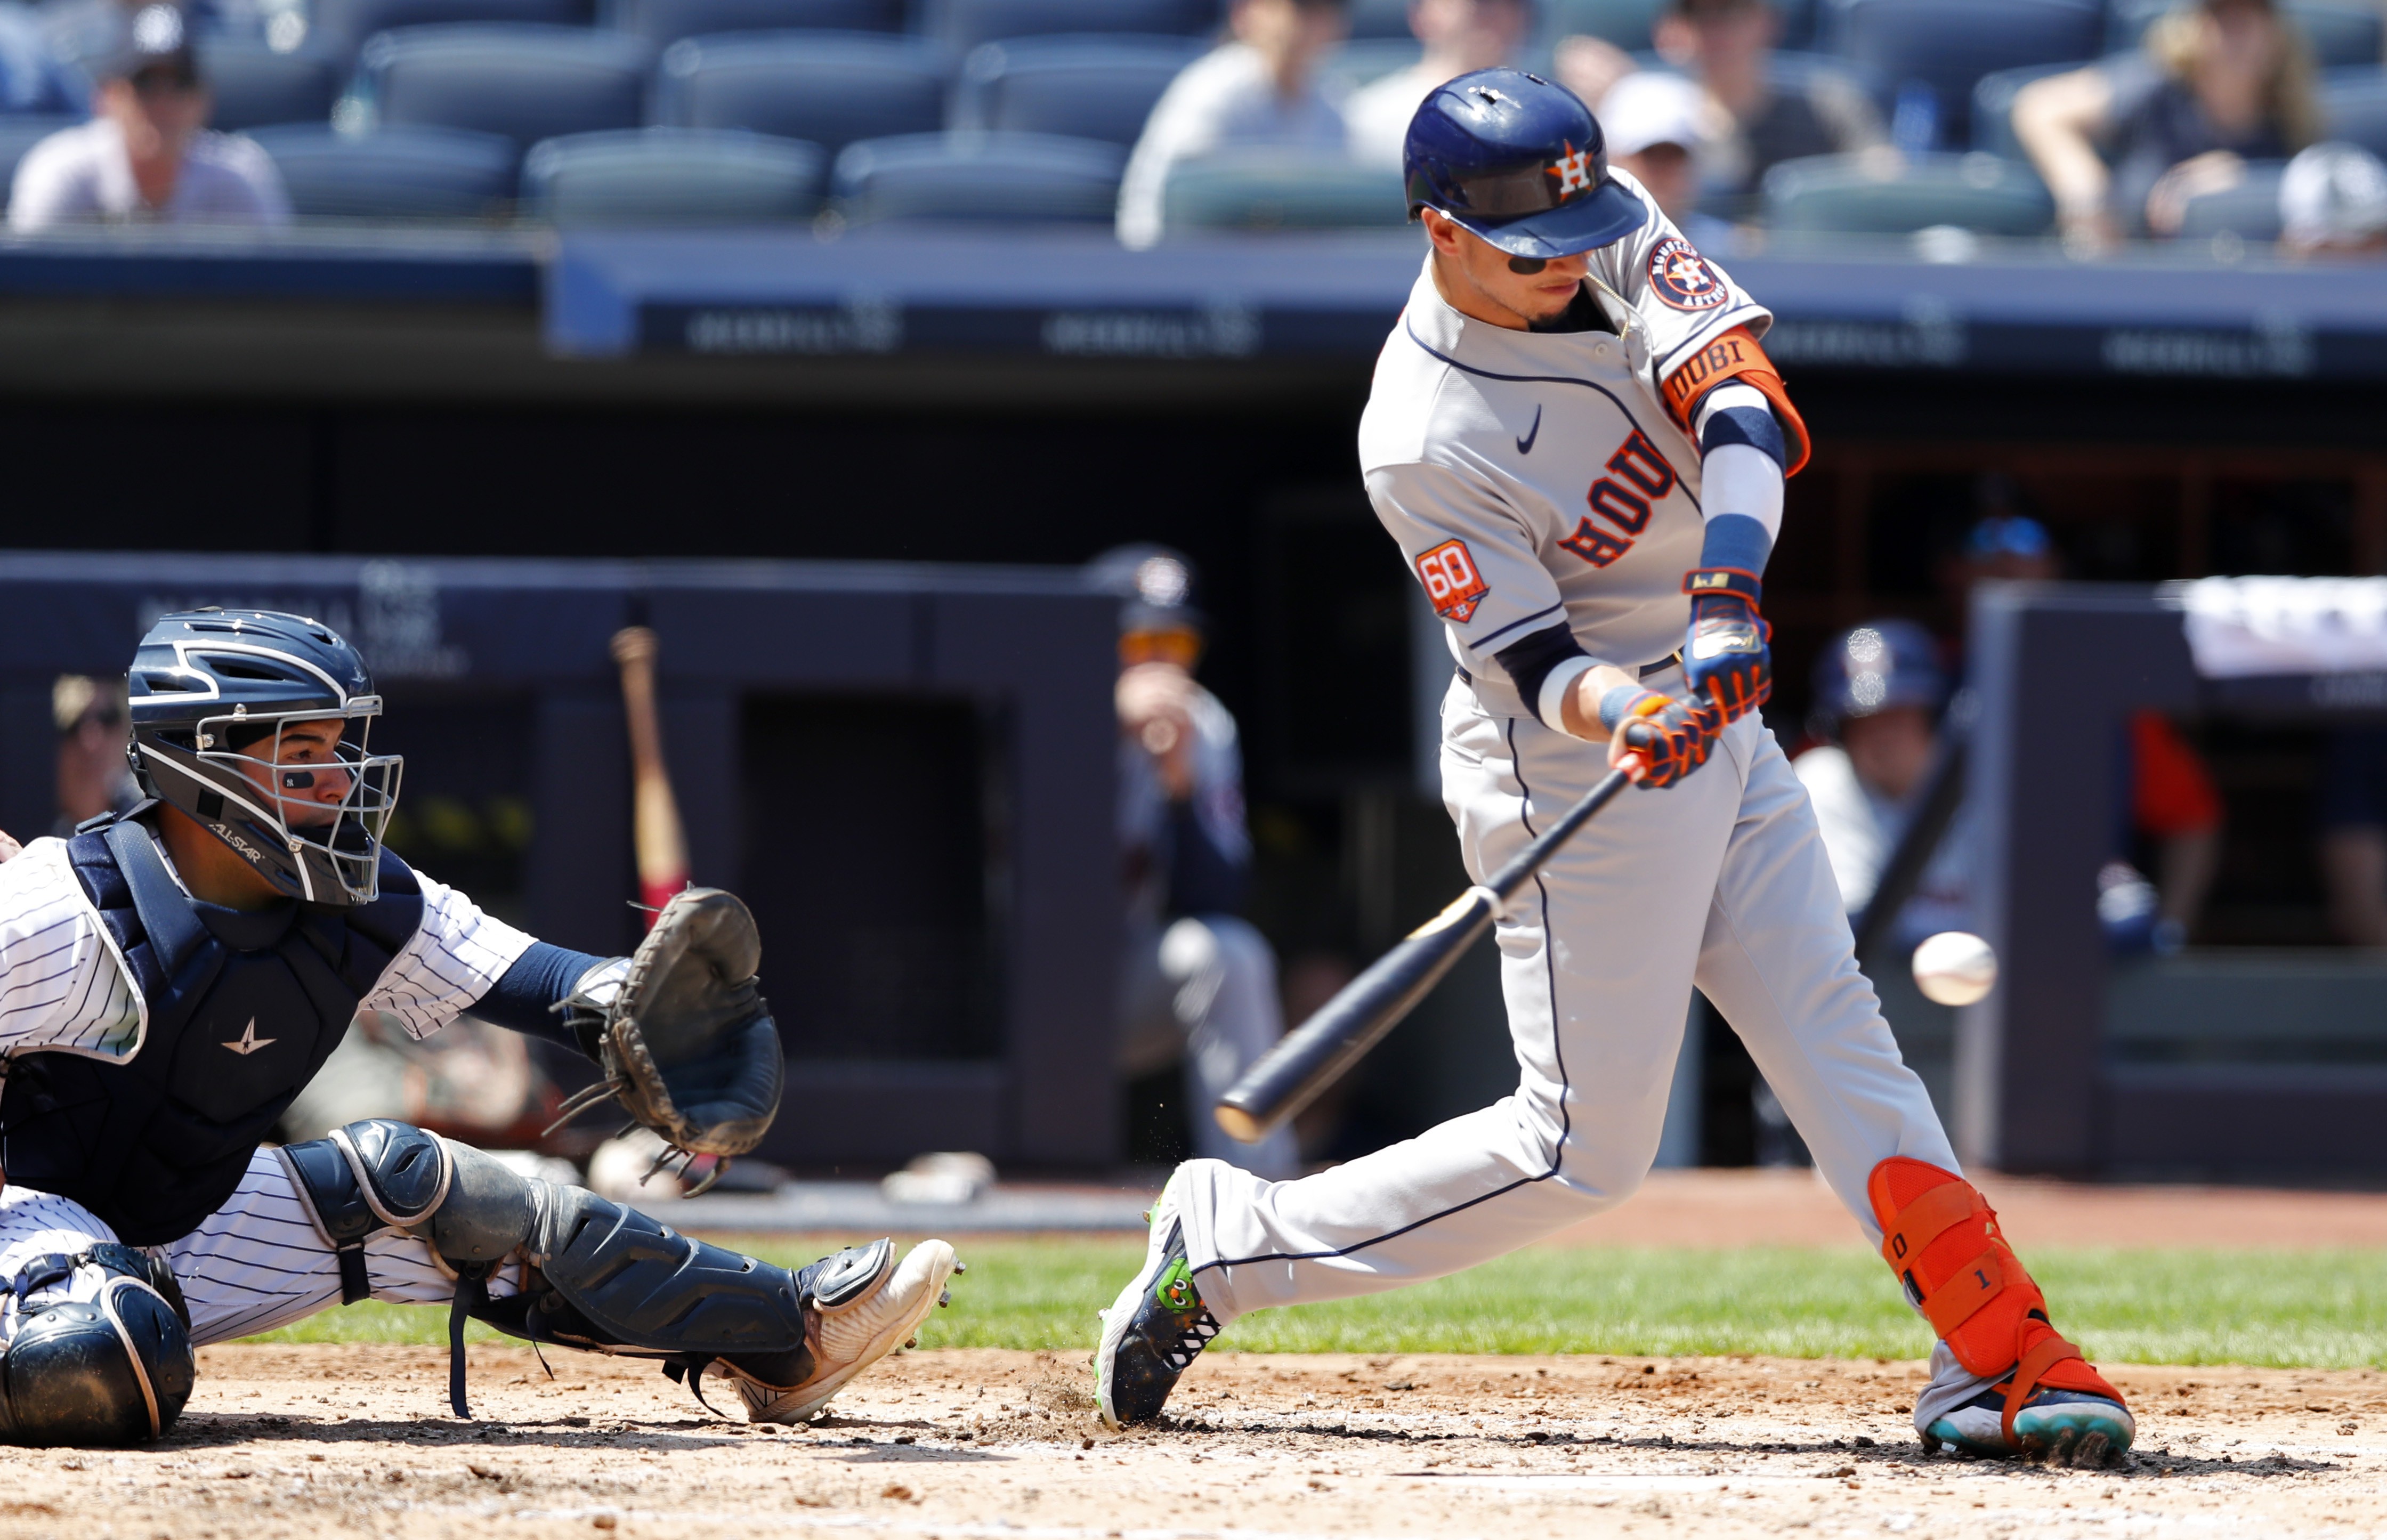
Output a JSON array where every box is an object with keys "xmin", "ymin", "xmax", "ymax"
[
  {"xmin": 1870, "ymin": 1158, "xmax": 2133, "ymax": 1466},
  {"xmin": 1927, "ymin": 1384, "xmax": 2136, "ymax": 1466},
  {"xmin": 1095, "ymin": 1173, "xmax": 1221, "ymax": 1429},
  {"xmin": 729, "ymin": 1238, "xmax": 961, "ymax": 1424}
]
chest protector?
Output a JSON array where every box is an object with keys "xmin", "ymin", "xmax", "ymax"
[{"xmin": 0, "ymin": 814, "xmax": 423, "ymax": 1245}]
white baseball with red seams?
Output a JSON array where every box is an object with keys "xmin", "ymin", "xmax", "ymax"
[{"xmin": 1160, "ymin": 173, "xmax": 1997, "ymax": 1439}]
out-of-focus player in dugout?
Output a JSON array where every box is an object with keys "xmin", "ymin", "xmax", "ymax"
[{"xmin": 1097, "ymin": 547, "xmax": 1301, "ymax": 1181}]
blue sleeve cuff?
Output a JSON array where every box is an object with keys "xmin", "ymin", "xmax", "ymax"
[
  {"xmin": 1697, "ymin": 513, "xmax": 1774, "ymax": 578},
  {"xmin": 473, "ymin": 939, "xmax": 614, "ymax": 1050}
]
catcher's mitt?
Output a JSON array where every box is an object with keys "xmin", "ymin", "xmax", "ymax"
[{"xmin": 549, "ymin": 888, "xmax": 785, "ymax": 1185}]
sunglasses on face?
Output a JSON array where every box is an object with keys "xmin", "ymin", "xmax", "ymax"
[{"xmin": 1508, "ymin": 255, "xmax": 1551, "ymax": 274}]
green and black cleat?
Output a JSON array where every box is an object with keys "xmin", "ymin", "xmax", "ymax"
[{"xmin": 1094, "ymin": 1174, "xmax": 1220, "ymax": 1429}]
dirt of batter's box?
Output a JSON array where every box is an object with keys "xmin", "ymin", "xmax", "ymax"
[{"xmin": 0, "ymin": 1346, "xmax": 2378, "ymax": 1539}]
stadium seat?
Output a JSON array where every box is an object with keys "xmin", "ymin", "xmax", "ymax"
[
  {"xmin": 2173, "ymin": 159, "xmax": 2288, "ymax": 241},
  {"xmin": 653, "ymin": 32, "xmax": 946, "ymax": 156},
  {"xmin": 950, "ymin": 35, "xmax": 1204, "ymax": 147},
  {"xmin": 1969, "ymin": 56, "xmax": 2102, "ymax": 159},
  {"xmin": 1540, "ymin": 0, "xmax": 1666, "ymax": 52},
  {"xmin": 920, "ymin": 0, "xmax": 1220, "ymax": 55},
  {"xmin": 2107, "ymin": 0, "xmax": 2382, "ymax": 68},
  {"xmin": 1159, "ymin": 150, "xmax": 1407, "ymax": 235},
  {"xmin": 246, "ymin": 123, "xmax": 520, "ymax": 215},
  {"xmin": 832, "ymin": 129, "xmax": 1124, "ymax": 223},
  {"xmin": 195, "ymin": 40, "xmax": 341, "ymax": 132},
  {"xmin": 2323, "ymin": 72, "xmax": 2387, "ymax": 159},
  {"xmin": 1823, "ymin": 0, "xmax": 2102, "ymax": 150},
  {"xmin": 359, "ymin": 25, "xmax": 649, "ymax": 149},
  {"xmin": 603, "ymin": 0, "xmax": 901, "ymax": 51},
  {"xmin": 523, "ymin": 126, "xmax": 826, "ymax": 223},
  {"xmin": 1762, "ymin": 150, "xmax": 2055, "ymax": 235},
  {"xmin": 1345, "ymin": 0, "xmax": 1412, "ymax": 39},
  {"xmin": 1319, "ymin": 37, "xmax": 1423, "ymax": 90},
  {"xmin": 310, "ymin": 0, "xmax": 592, "ymax": 70},
  {"xmin": 0, "ymin": 114, "xmax": 78, "ymax": 211}
]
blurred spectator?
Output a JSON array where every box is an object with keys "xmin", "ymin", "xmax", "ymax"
[
  {"xmin": 2279, "ymin": 141, "xmax": 2387, "ymax": 257},
  {"xmin": 1952, "ymin": 509, "xmax": 2224, "ymax": 950},
  {"xmin": 2013, "ymin": 0, "xmax": 2319, "ymax": 248},
  {"xmin": 10, "ymin": 3, "xmax": 289, "ymax": 231},
  {"xmin": 52, "ymin": 674, "xmax": 139, "ymax": 834},
  {"xmin": 1650, "ymin": 0, "xmax": 1886, "ymax": 203},
  {"xmin": 1345, "ymin": 0, "xmax": 1529, "ymax": 168},
  {"xmin": 2319, "ymin": 727, "xmax": 2387, "ymax": 946},
  {"xmin": 1599, "ymin": 68, "xmax": 1735, "ymax": 246},
  {"xmin": 1553, "ymin": 34, "xmax": 1636, "ymax": 118},
  {"xmin": 1794, "ymin": 621, "xmax": 1971, "ymax": 949},
  {"xmin": 1116, "ymin": 0, "xmax": 1350, "ymax": 249},
  {"xmin": 1096, "ymin": 544, "xmax": 1300, "ymax": 1179}
]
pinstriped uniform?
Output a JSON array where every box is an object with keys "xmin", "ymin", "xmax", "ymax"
[{"xmin": 0, "ymin": 835, "xmax": 532, "ymax": 1344}]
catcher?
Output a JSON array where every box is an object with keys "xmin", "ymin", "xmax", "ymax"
[{"xmin": 0, "ymin": 608, "xmax": 958, "ymax": 1445}]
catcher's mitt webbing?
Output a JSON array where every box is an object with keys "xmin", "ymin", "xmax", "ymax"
[{"xmin": 550, "ymin": 888, "xmax": 785, "ymax": 1169}]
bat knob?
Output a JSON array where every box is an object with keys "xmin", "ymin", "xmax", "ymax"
[
  {"xmin": 610, "ymin": 627, "xmax": 660, "ymax": 667},
  {"xmin": 1212, "ymin": 1101, "xmax": 1269, "ymax": 1145}
]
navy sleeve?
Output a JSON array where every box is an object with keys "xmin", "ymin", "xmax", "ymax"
[
  {"xmin": 472, "ymin": 939, "xmax": 613, "ymax": 1051},
  {"xmin": 1163, "ymin": 801, "xmax": 1247, "ymax": 917},
  {"xmin": 1495, "ymin": 623, "xmax": 1591, "ymax": 726}
]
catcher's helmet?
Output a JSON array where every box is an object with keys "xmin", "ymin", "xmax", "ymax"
[
  {"xmin": 1810, "ymin": 619, "xmax": 1946, "ymax": 733},
  {"xmin": 1404, "ymin": 66, "xmax": 1648, "ymax": 259},
  {"xmin": 127, "ymin": 609, "xmax": 402, "ymax": 906}
]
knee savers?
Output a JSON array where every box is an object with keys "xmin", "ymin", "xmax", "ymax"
[
  {"xmin": 1868, "ymin": 1158, "xmax": 2123, "ymax": 1439},
  {"xmin": 278, "ymin": 1119, "xmax": 533, "ymax": 1304},
  {"xmin": 0, "ymin": 1245, "xmax": 195, "ymax": 1446}
]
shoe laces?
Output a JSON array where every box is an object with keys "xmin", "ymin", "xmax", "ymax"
[{"xmin": 1163, "ymin": 1310, "xmax": 1220, "ymax": 1372}]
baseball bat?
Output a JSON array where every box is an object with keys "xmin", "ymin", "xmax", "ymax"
[
  {"xmin": 610, "ymin": 626, "xmax": 689, "ymax": 927},
  {"xmin": 1215, "ymin": 753, "xmax": 1644, "ymax": 1145}
]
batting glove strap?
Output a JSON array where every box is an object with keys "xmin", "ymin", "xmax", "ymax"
[
  {"xmin": 1682, "ymin": 566, "xmax": 1763, "ymax": 604},
  {"xmin": 1682, "ymin": 570, "xmax": 1771, "ymax": 724}
]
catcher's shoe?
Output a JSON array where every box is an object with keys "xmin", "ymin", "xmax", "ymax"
[
  {"xmin": 1096, "ymin": 1173, "xmax": 1221, "ymax": 1429},
  {"xmin": 1871, "ymin": 1158, "xmax": 2132, "ymax": 1465},
  {"xmin": 730, "ymin": 1238, "xmax": 961, "ymax": 1425},
  {"xmin": 1928, "ymin": 1385, "xmax": 2136, "ymax": 1465}
]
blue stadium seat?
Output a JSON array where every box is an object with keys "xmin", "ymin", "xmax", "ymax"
[
  {"xmin": 2173, "ymin": 160, "xmax": 2287, "ymax": 241},
  {"xmin": 310, "ymin": 0, "xmax": 591, "ymax": 70},
  {"xmin": 1540, "ymin": 0, "xmax": 1666, "ymax": 52},
  {"xmin": 523, "ymin": 126, "xmax": 826, "ymax": 223},
  {"xmin": 832, "ymin": 129, "xmax": 1124, "ymax": 223},
  {"xmin": 1824, "ymin": 0, "xmax": 2102, "ymax": 149},
  {"xmin": 950, "ymin": 35, "xmax": 1204, "ymax": 146},
  {"xmin": 0, "ymin": 114, "xmax": 79, "ymax": 211},
  {"xmin": 1969, "ymin": 56, "xmax": 2102, "ymax": 159},
  {"xmin": 920, "ymin": 0, "xmax": 1219, "ymax": 55},
  {"xmin": 196, "ymin": 40, "xmax": 341, "ymax": 131},
  {"xmin": 1319, "ymin": 37, "xmax": 1423, "ymax": 90},
  {"xmin": 1159, "ymin": 150, "xmax": 1407, "ymax": 234},
  {"xmin": 2108, "ymin": 0, "xmax": 2382, "ymax": 68},
  {"xmin": 359, "ymin": 25, "xmax": 649, "ymax": 149},
  {"xmin": 603, "ymin": 0, "xmax": 901, "ymax": 51},
  {"xmin": 1345, "ymin": 0, "xmax": 1413, "ymax": 39},
  {"xmin": 247, "ymin": 123, "xmax": 520, "ymax": 215},
  {"xmin": 654, "ymin": 31, "xmax": 946, "ymax": 155},
  {"xmin": 2324, "ymin": 71, "xmax": 2387, "ymax": 159},
  {"xmin": 1762, "ymin": 150, "xmax": 2056, "ymax": 235}
]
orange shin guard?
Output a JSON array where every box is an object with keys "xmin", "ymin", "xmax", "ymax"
[{"xmin": 1868, "ymin": 1158, "xmax": 2124, "ymax": 1446}]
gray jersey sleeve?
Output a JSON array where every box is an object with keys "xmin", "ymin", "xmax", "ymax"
[
  {"xmin": 1367, "ymin": 458, "xmax": 1574, "ymax": 669},
  {"xmin": 1591, "ymin": 171, "xmax": 1776, "ymax": 402}
]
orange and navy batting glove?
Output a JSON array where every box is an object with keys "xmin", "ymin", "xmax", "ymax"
[
  {"xmin": 1604, "ymin": 686, "xmax": 1721, "ymax": 789},
  {"xmin": 1680, "ymin": 566, "xmax": 1770, "ymax": 724}
]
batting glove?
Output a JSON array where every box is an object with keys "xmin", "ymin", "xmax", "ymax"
[
  {"xmin": 1680, "ymin": 567, "xmax": 1771, "ymax": 724},
  {"xmin": 1605, "ymin": 687, "xmax": 1722, "ymax": 790}
]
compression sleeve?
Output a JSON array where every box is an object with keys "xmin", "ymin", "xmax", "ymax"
[
  {"xmin": 1693, "ymin": 381, "xmax": 1785, "ymax": 578},
  {"xmin": 471, "ymin": 939, "xmax": 614, "ymax": 1050},
  {"xmin": 1495, "ymin": 622, "xmax": 1600, "ymax": 735}
]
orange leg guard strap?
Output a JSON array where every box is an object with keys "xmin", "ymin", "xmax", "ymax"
[{"xmin": 1868, "ymin": 1158, "xmax": 2124, "ymax": 1445}]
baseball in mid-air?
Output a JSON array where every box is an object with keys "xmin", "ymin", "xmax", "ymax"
[{"xmin": 1913, "ymin": 930, "xmax": 1998, "ymax": 1006}]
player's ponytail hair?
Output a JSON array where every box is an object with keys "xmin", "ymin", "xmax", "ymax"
[{"xmin": 2144, "ymin": 2, "xmax": 2324, "ymax": 152}]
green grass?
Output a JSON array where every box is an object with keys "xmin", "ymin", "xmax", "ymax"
[{"xmin": 242, "ymin": 1238, "xmax": 2387, "ymax": 1371}]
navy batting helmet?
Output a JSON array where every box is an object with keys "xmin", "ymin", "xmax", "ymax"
[
  {"xmin": 127, "ymin": 608, "xmax": 402, "ymax": 906},
  {"xmin": 1404, "ymin": 67, "xmax": 1647, "ymax": 259},
  {"xmin": 1810, "ymin": 620, "xmax": 1947, "ymax": 734}
]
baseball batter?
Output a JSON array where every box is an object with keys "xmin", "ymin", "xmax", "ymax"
[
  {"xmin": 1096, "ymin": 69, "xmax": 2134, "ymax": 1467},
  {"xmin": 0, "ymin": 608, "xmax": 956, "ymax": 1445}
]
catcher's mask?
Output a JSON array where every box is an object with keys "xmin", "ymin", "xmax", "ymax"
[{"xmin": 127, "ymin": 608, "xmax": 403, "ymax": 907}]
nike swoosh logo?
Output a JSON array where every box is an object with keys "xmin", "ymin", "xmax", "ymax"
[{"xmin": 1516, "ymin": 404, "xmax": 1542, "ymax": 456}]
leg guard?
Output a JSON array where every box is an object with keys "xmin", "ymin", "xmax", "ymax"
[
  {"xmin": 0, "ymin": 1244, "xmax": 195, "ymax": 1446},
  {"xmin": 1869, "ymin": 1158, "xmax": 2126, "ymax": 1452}
]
